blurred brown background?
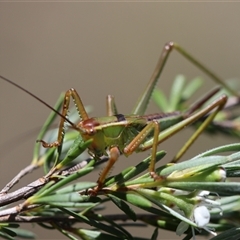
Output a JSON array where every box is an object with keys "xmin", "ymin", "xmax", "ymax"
[{"xmin": 1, "ymin": 3, "xmax": 240, "ymax": 240}]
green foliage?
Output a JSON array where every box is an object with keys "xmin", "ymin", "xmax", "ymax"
[{"xmin": 1, "ymin": 76, "xmax": 240, "ymax": 240}]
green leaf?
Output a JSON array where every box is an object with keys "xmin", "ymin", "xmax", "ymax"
[
  {"xmin": 159, "ymin": 155, "xmax": 232, "ymax": 177},
  {"xmin": 0, "ymin": 231, "xmax": 14, "ymax": 240},
  {"xmin": 56, "ymin": 138, "xmax": 92, "ymax": 169},
  {"xmin": 150, "ymin": 227, "xmax": 158, "ymax": 240},
  {"xmin": 0, "ymin": 228, "xmax": 17, "ymax": 237},
  {"xmin": 192, "ymin": 143, "xmax": 240, "ymax": 159},
  {"xmin": 166, "ymin": 182, "xmax": 240, "ymax": 195},
  {"xmin": 60, "ymin": 207, "xmax": 130, "ymax": 238},
  {"xmin": 32, "ymin": 93, "xmax": 64, "ymax": 164},
  {"xmin": 98, "ymin": 214, "xmax": 133, "ymax": 240},
  {"xmin": 13, "ymin": 228, "xmax": 36, "ymax": 239},
  {"xmin": 56, "ymin": 228, "xmax": 78, "ymax": 240},
  {"xmin": 56, "ymin": 182, "xmax": 97, "ymax": 194},
  {"xmin": 169, "ymin": 74, "xmax": 186, "ymax": 111},
  {"xmin": 108, "ymin": 194, "xmax": 137, "ymax": 221},
  {"xmin": 109, "ymin": 192, "xmax": 152, "ymax": 208},
  {"xmin": 152, "ymin": 88, "xmax": 169, "ymax": 112},
  {"xmin": 105, "ymin": 150, "xmax": 166, "ymax": 186},
  {"xmin": 210, "ymin": 227, "xmax": 240, "ymax": 240},
  {"xmin": 42, "ymin": 166, "xmax": 93, "ymax": 195},
  {"xmin": 33, "ymin": 192, "xmax": 86, "ymax": 203},
  {"xmin": 181, "ymin": 76, "xmax": 203, "ymax": 101},
  {"xmin": 76, "ymin": 229, "xmax": 125, "ymax": 240}
]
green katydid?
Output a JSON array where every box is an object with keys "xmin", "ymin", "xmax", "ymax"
[{"xmin": 1, "ymin": 42, "xmax": 238, "ymax": 194}]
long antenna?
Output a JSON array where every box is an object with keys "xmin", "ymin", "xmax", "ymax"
[{"xmin": 0, "ymin": 75, "xmax": 77, "ymax": 129}]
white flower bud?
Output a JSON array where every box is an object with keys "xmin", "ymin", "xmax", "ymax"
[{"xmin": 194, "ymin": 205, "xmax": 210, "ymax": 228}]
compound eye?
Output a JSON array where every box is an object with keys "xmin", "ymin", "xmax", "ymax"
[
  {"xmin": 80, "ymin": 118, "xmax": 99, "ymax": 136},
  {"xmin": 88, "ymin": 128, "xmax": 96, "ymax": 135}
]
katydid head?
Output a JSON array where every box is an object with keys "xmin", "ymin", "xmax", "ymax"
[
  {"xmin": 77, "ymin": 118, "xmax": 99, "ymax": 136},
  {"xmin": 77, "ymin": 118, "xmax": 107, "ymax": 157}
]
